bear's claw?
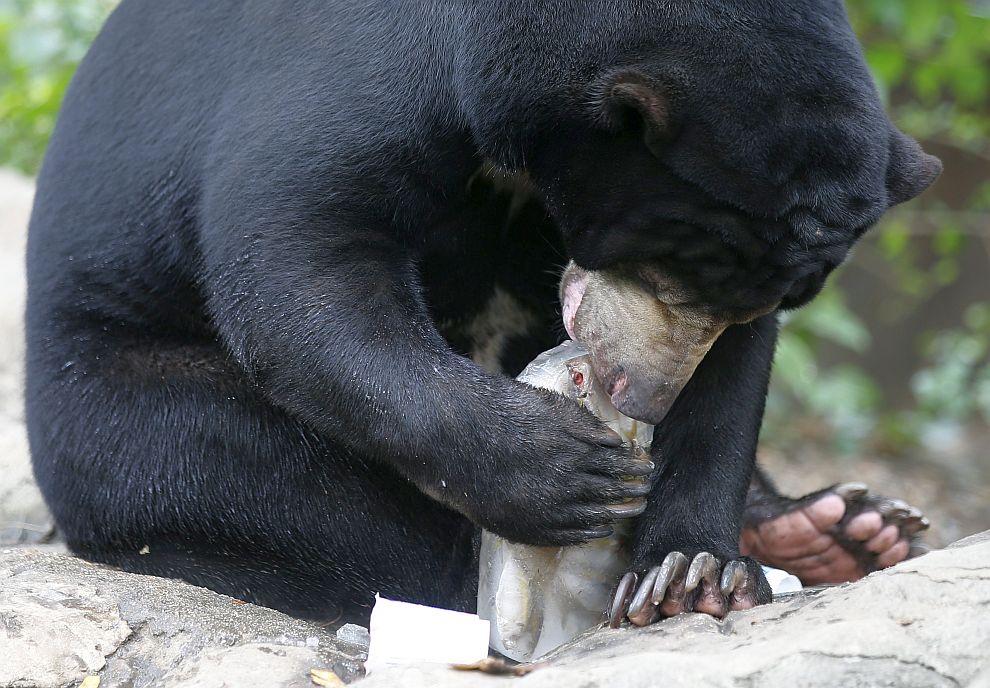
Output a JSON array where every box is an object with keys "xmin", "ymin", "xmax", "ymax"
[{"xmin": 609, "ymin": 551, "xmax": 770, "ymax": 628}]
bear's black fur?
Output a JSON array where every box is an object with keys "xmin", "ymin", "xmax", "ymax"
[{"xmin": 27, "ymin": 0, "xmax": 939, "ymax": 621}]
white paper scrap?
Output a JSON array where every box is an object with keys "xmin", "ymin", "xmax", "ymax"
[
  {"xmin": 762, "ymin": 565, "xmax": 803, "ymax": 594},
  {"xmin": 364, "ymin": 595, "xmax": 491, "ymax": 675}
]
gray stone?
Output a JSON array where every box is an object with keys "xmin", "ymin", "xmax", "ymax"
[
  {"xmin": 337, "ymin": 623, "xmax": 372, "ymax": 650},
  {"xmin": 360, "ymin": 530, "xmax": 990, "ymax": 688},
  {"xmin": 3, "ymin": 532, "xmax": 987, "ymax": 688},
  {"xmin": 156, "ymin": 644, "xmax": 328, "ymax": 688},
  {"xmin": 0, "ymin": 548, "xmax": 366, "ymax": 687},
  {"xmin": 0, "ymin": 170, "xmax": 51, "ymax": 547},
  {"xmin": 0, "ymin": 567, "xmax": 130, "ymax": 688}
]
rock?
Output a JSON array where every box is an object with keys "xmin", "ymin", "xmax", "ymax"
[
  {"xmin": 337, "ymin": 624, "xmax": 372, "ymax": 649},
  {"xmin": 0, "ymin": 170, "xmax": 52, "ymax": 546},
  {"xmin": 0, "ymin": 548, "xmax": 367, "ymax": 687},
  {"xmin": 0, "ymin": 565, "xmax": 130, "ymax": 688},
  {"xmin": 4, "ymin": 532, "xmax": 986, "ymax": 688},
  {"xmin": 156, "ymin": 644, "xmax": 328, "ymax": 688},
  {"xmin": 360, "ymin": 531, "xmax": 990, "ymax": 688}
]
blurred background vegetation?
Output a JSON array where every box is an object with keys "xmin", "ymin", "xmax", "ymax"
[
  {"xmin": 0, "ymin": 0, "xmax": 988, "ymax": 464},
  {"xmin": 767, "ymin": 0, "xmax": 990, "ymax": 458}
]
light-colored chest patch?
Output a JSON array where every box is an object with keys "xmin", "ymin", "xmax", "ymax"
[{"xmin": 466, "ymin": 287, "xmax": 537, "ymax": 375}]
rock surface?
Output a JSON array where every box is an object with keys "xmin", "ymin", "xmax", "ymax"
[
  {"xmin": 0, "ymin": 547, "xmax": 368, "ymax": 688},
  {"xmin": 362, "ymin": 531, "xmax": 990, "ymax": 688},
  {"xmin": 2, "ymin": 533, "xmax": 988, "ymax": 687},
  {"xmin": 0, "ymin": 170, "xmax": 52, "ymax": 547}
]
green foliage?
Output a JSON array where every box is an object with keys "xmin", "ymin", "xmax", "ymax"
[
  {"xmin": 848, "ymin": 0, "xmax": 990, "ymax": 151},
  {"xmin": 766, "ymin": 1, "xmax": 990, "ymax": 453},
  {"xmin": 0, "ymin": 0, "xmax": 115, "ymax": 174},
  {"xmin": 765, "ymin": 284, "xmax": 883, "ymax": 454},
  {"xmin": 913, "ymin": 303, "xmax": 990, "ymax": 423}
]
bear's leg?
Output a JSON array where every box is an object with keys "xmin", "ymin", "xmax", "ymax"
[
  {"xmin": 610, "ymin": 314, "xmax": 780, "ymax": 626},
  {"xmin": 27, "ymin": 339, "xmax": 478, "ymax": 622}
]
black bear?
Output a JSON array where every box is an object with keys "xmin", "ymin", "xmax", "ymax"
[{"xmin": 27, "ymin": 0, "xmax": 940, "ymax": 625}]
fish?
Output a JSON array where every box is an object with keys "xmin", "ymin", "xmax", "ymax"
[{"xmin": 477, "ymin": 339, "xmax": 653, "ymax": 662}]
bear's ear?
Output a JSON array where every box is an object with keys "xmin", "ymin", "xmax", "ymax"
[
  {"xmin": 885, "ymin": 127, "xmax": 943, "ymax": 207},
  {"xmin": 591, "ymin": 69, "xmax": 671, "ymax": 157}
]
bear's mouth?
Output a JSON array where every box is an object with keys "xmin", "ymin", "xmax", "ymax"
[{"xmin": 559, "ymin": 262, "xmax": 735, "ymax": 424}]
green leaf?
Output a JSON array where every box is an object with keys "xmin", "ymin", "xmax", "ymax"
[
  {"xmin": 772, "ymin": 331, "xmax": 818, "ymax": 394},
  {"xmin": 933, "ymin": 224, "xmax": 964, "ymax": 255},
  {"xmin": 865, "ymin": 43, "xmax": 907, "ymax": 87},
  {"xmin": 788, "ymin": 287, "xmax": 872, "ymax": 353}
]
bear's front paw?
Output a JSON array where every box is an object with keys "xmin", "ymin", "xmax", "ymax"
[
  {"xmin": 472, "ymin": 441, "xmax": 655, "ymax": 547},
  {"xmin": 608, "ymin": 552, "xmax": 771, "ymax": 627},
  {"xmin": 461, "ymin": 382, "xmax": 657, "ymax": 546}
]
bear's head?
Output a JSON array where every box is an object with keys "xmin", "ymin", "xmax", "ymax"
[{"xmin": 459, "ymin": 0, "xmax": 940, "ymax": 423}]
